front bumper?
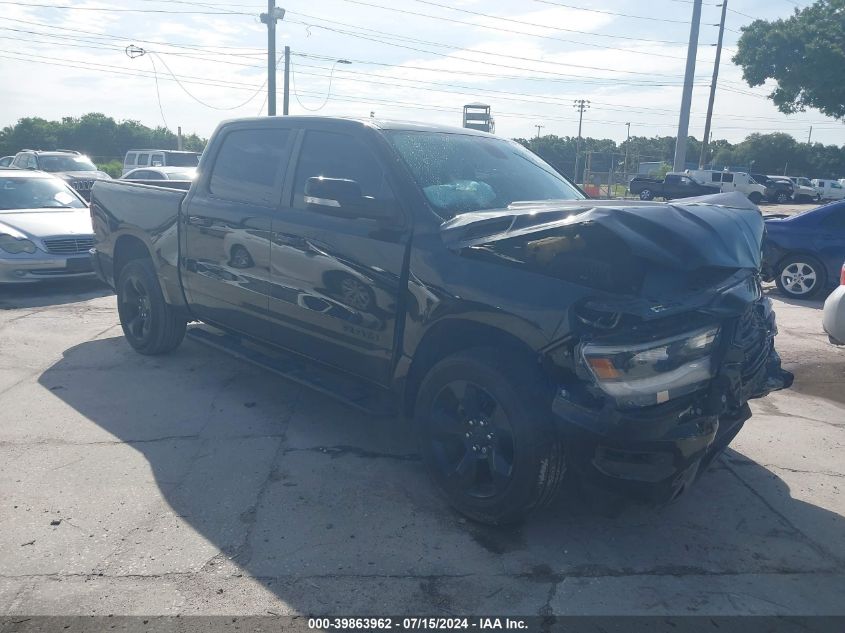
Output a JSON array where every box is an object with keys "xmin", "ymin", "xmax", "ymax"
[
  {"xmin": 0, "ymin": 252, "xmax": 95, "ymax": 283},
  {"xmin": 553, "ymin": 299, "xmax": 793, "ymax": 504}
]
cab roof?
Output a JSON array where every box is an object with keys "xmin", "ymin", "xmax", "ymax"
[{"xmin": 218, "ymin": 115, "xmax": 497, "ymax": 138}]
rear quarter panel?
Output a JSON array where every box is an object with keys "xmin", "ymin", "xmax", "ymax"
[{"xmin": 90, "ymin": 180, "xmax": 188, "ymax": 308}]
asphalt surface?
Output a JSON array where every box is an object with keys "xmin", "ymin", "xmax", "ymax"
[{"xmin": 0, "ymin": 277, "xmax": 843, "ymax": 616}]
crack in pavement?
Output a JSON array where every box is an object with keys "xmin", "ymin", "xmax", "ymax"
[
  {"xmin": 281, "ymin": 445, "xmax": 420, "ymax": 462},
  {"xmin": 0, "ymin": 569, "xmax": 842, "ymax": 582}
]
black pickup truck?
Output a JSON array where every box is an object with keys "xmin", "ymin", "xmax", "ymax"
[
  {"xmin": 90, "ymin": 117, "xmax": 792, "ymax": 524},
  {"xmin": 629, "ymin": 173, "xmax": 721, "ymax": 201}
]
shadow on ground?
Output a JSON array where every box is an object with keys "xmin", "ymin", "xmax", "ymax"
[
  {"xmin": 31, "ymin": 335, "xmax": 845, "ymax": 614},
  {"xmin": 0, "ymin": 279, "xmax": 112, "ymax": 310}
]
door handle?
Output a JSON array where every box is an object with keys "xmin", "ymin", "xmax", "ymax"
[{"xmin": 186, "ymin": 216, "xmax": 212, "ymax": 227}]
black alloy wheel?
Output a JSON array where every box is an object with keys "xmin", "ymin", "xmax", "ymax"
[
  {"xmin": 428, "ymin": 379, "xmax": 515, "ymax": 499},
  {"xmin": 116, "ymin": 259, "xmax": 187, "ymax": 355},
  {"xmin": 415, "ymin": 348, "xmax": 565, "ymax": 524}
]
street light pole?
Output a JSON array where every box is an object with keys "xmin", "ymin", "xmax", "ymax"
[
  {"xmin": 699, "ymin": 0, "xmax": 728, "ymax": 168},
  {"xmin": 535, "ymin": 124, "xmax": 544, "ymax": 139},
  {"xmin": 624, "ymin": 122, "xmax": 631, "ymax": 187},
  {"xmin": 260, "ymin": 0, "xmax": 285, "ymax": 116},
  {"xmin": 673, "ymin": 0, "xmax": 703, "ymax": 172}
]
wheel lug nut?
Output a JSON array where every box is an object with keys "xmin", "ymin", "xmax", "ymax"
[
  {"xmin": 472, "ymin": 445, "xmax": 479, "ymax": 452},
  {"xmin": 465, "ymin": 432, "xmax": 471, "ymax": 438},
  {"xmin": 468, "ymin": 420, "xmax": 474, "ymax": 426},
  {"xmin": 486, "ymin": 433, "xmax": 493, "ymax": 440},
  {"xmin": 481, "ymin": 447, "xmax": 488, "ymax": 455}
]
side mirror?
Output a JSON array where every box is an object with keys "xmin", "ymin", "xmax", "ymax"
[
  {"xmin": 304, "ymin": 177, "xmax": 394, "ymax": 222},
  {"xmin": 305, "ymin": 176, "xmax": 363, "ymax": 210}
]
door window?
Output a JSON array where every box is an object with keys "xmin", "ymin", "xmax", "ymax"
[
  {"xmin": 291, "ymin": 130, "xmax": 394, "ymax": 210},
  {"xmin": 125, "ymin": 153, "xmax": 137, "ymax": 167},
  {"xmin": 151, "ymin": 153, "xmax": 164, "ymax": 167},
  {"xmin": 208, "ymin": 127, "xmax": 292, "ymax": 206},
  {"xmin": 721, "ymin": 173, "xmax": 734, "ymax": 183},
  {"xmin": 136, "ymin": 153, "xmax": 150, "ymax": 167}
]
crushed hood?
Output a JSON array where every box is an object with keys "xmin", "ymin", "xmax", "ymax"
[{"xmin": 441, "ymin": 192, "xmax": 763, "ymax": 272}]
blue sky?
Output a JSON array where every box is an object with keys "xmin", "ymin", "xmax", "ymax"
[{"xmin": 0, "ymin": 0, "xmax": 842, "ymax": 145}]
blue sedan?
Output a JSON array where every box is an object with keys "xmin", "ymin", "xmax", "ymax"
[{"xmin": 762, "ymin": 200, "xmax": 845, "ymax": 299}]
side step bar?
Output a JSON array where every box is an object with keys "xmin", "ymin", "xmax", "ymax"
[{"xmin": 186, "ymin": 324, "xmax": 398, "ymax": 417}]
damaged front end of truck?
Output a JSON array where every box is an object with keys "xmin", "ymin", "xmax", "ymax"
[{"xmin": 442, "ymin": 192, "xmax": 793, "ymax": 503}]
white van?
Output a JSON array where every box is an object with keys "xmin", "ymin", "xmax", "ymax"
[
  {"xmin": 812, "ymin": 179, "xmax": 845, "ymax": 201},
  {"xmin": 122, "ymin": 150, "xmax": 201, "ymax": 176},
  {"xmin": 685, "ymin": 169, "xmax": 767, "ymax": 204}
]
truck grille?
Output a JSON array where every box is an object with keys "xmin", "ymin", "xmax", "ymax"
[{"xmin": 42, "ymin": 236, "xmax": 95, "ymax": 255}]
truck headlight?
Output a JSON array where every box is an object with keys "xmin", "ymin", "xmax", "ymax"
[
  {"xmin": 0, "ymin": 234, "xmax": 37, "ymax": 254},
  {"xmin": 581, "ymin": 325, "xmax": 720, "ymax": 408}
]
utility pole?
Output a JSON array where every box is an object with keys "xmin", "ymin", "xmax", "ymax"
[
  {"xmin": 535, "ymin": 124, "xmax": 544, "ymax": 139},
  {"xmin": 177, "ymin": 126, "xmax": 183, "ymax": 151},
  {"xmin": 674, "ymin": 0, "xmax": 703, "ymax": 172},
  {"xmin": 260, "ymin": 0, "xmax": 285, "ymax": 116},
  {"xmin": 624, "ymin": 122, "xmax": 631, "ymax": 187},
  {"xmin": 699, "ymin": 0, "xmax": 727, "ymax": 169},
  {"xmin": 808, "ymin": 126, "xmax": 813, "ymax": 144},
  {"xmin": 283, "ymin": 45, "xmax": 290, "ymax": 115},
  {"xmin": 573, "ymin": 99, "xmax": 590, "ymax": 183}
]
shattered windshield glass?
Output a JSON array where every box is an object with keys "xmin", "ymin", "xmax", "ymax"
[{"xmin": 386, "ymin": 131, "xmax": 584, "ymax": 219}]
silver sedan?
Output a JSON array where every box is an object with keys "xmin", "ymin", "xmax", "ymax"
[{"xmin": 0, "ymin": 169, "xmax": 96, "ymax": 283}]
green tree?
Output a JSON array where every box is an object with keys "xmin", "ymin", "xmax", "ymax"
[{"xmin": 733, "ymin": 0, "xmax": 845, "ymax": 119}]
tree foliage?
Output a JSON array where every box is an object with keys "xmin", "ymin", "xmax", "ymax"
[
  {"xmin": 0, "ymin": 113, "xmax": 206, "ymax": 161},
  {"xmin": 732, "ymin": 0, "xmax": 845, "ymax": 119},
  {"xmin": 516, "ymin": 132, "xmax": 845, "ymax": 180}
]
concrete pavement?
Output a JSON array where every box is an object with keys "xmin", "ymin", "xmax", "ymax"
[{"xmin": 0, "ymin": 279, "xmax": 843, "ymax": 616}]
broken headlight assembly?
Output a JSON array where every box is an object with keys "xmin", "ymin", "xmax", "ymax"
[{"xmin": 580, "ymin": 325, "xmax": 720, "ymax": 408}]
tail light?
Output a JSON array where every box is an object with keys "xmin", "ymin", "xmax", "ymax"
[{"xmin": 840, "ymin": 261, "xmax": 845, "ymax": 286}]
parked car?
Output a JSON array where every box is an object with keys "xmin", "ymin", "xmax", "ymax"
[
  {"xmin": 122, "ymin": 150, "xmax": 201, "ymax": 176},
  {"xmin": 751, "ymin": 174, "xmax": 794, "ymax": 203},
  {"xmin": 822, "ymin": 260, "xmax": 845, "ymax": 344},
  {"xmin": 762, "ymin": 200, "xmax": 845, "ymax": 299},
  {"xmin": 122, "ymin": 167, "xmax": 196, "ymax": 181},
  {"xmin": 89, "ymin": 117, "xmax": 792, "ymax": 524},
  {"xmin": 11, "ymin": 149, "xmax": 111, "ymax": 201},
  {"xmin": 787, "ymin": 176, "xmax": 818, "ymax": 203},
  {"xmin": 628, "ymin": 173, "xmax": 720, "ymax": 200},
  {"xmin": 0, "ymin": 156, "xmax": 14, "ymax": 168},
  {"xmin": 685, "ymin": 169, "xmax": 767, "ymax": 204},
  {"xmin": 0, "ymin": 169, "xmax": 96, "ymax": 283},
  {"xmin": 811, "ymin": 179, "xmax": 845, "ymax": 201}
]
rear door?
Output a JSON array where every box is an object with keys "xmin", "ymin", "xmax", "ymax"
[
  {"xmin": 266, "ymin": 126, "xmax": 412, "ymax": 384},
  {"xmin": 181, "ymin": 123, "xmax": 295, "ymax": 338}
]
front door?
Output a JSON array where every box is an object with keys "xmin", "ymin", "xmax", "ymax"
[
  {"xmin": 181, "ymin": 124, "xmax": 295, "ymax": 338},
  {"xmin": 267, "ymin": 128, "xmax": 412, "ymax": 385}
]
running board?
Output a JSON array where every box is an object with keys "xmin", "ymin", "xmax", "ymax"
[{"xmin": 186, "ymin": 324, "xmax": 398, "ymax": 417}]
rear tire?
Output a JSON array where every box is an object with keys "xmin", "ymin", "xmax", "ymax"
[
  {"xmin": 117, "ymin": 259, "xmax": 187, "ymax": 355},
  {"xmin": 775, "ymin": 191, "xmax": 790, "ymax": 203},
  {"xmin": 415, "ymin": 348, "xmax": 565, "ymax": 525},
  {"xmin": 639, "ymin": 189, "xmax": 654, "ymax": 201},
  {"xmin": 749, "ymin": 192, "xmax": 763, "ymax": 204}
]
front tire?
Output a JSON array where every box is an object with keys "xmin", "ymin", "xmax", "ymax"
[
  {"xmin": 117, "ymin": 259, "xmax": 187, "ymax": 355},
  {"xmin": 639, "ymin": 189, "xmax": 654, "ymax": 201},
  {"xmin": 415, "ymin": 348, "xmax": 565, "ymax": 525},
  {"xmin": 775, "ymin": 255, "xmax": 826, "ymax": 299},
  {"xmin": 775, "ymin": 191, "xmax": 790, "ymax": 203},
  {"xmin": 749, "ymin": 192, "xmax": 763, "ymax": 204}
]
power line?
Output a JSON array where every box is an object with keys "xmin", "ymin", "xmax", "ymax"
[
  {"xmin": 405, "ymin": 0, "xmax": 691, "ymax": 43},
  {"xmin": 528, "ymin": 0, "xmax": 700, "ymax": 23},
  {"xmin": 323, "ymin": 0, "xmax": 689, "ymax": 58},
  {"xmin": 0, "ymin": 1, "xmax": 252, "ymax": 14}
]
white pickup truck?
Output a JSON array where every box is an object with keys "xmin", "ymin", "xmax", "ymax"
[{"xmin": 685, "ymin": 170, "xmax": 767, "ymax": 204}]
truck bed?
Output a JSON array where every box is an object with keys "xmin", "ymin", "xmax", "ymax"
[{"xmin": 90, "ymin": 180, "xmax": 188, "ymax": 307}]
